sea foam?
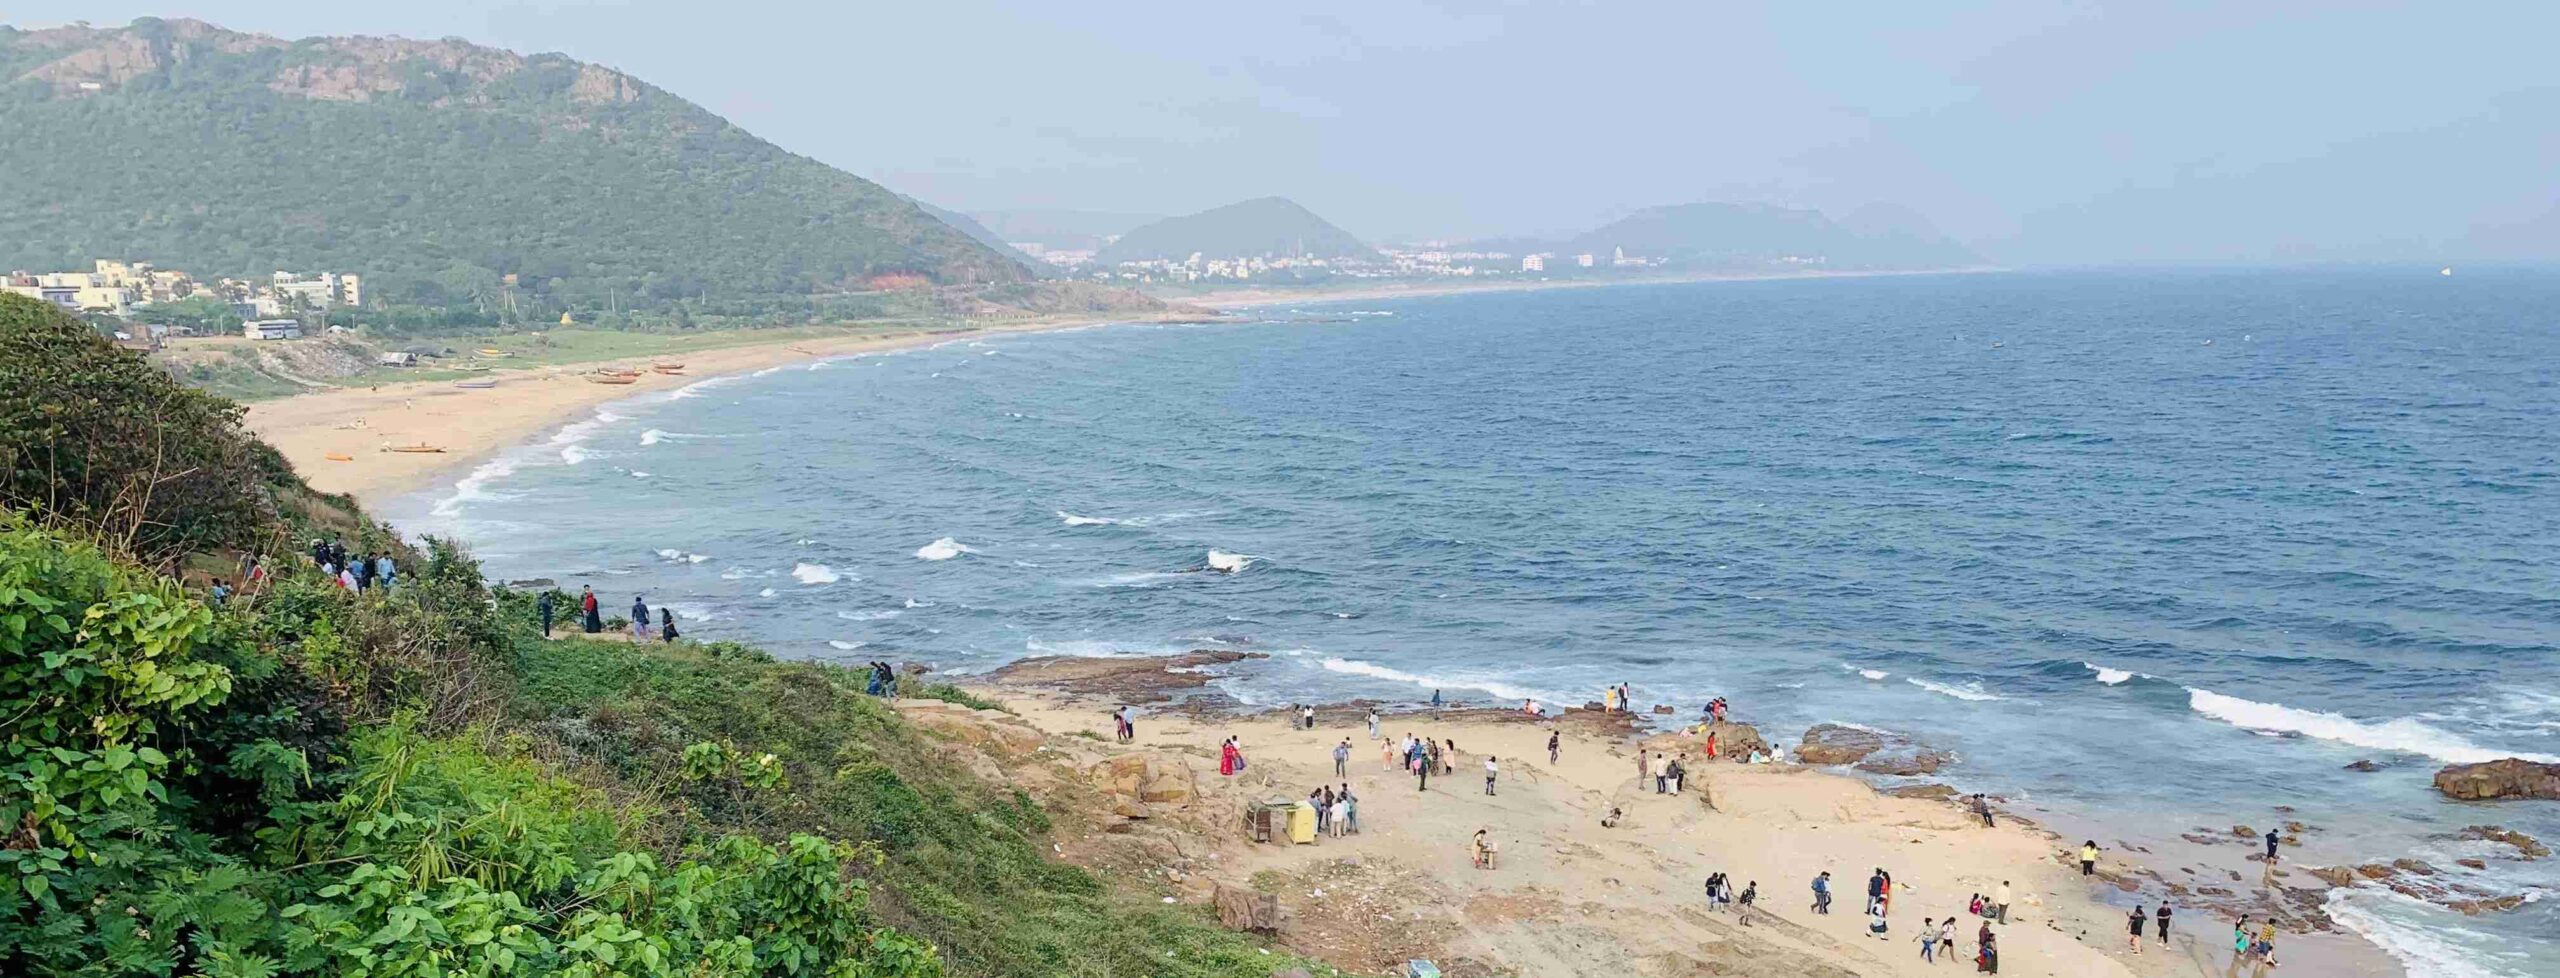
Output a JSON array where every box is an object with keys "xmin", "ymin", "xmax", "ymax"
[
  {"xmin": 791, "ymin": 563, "xmax": 841, "ymax": 585},
  {"xmin": 2186, "ymin": 688, "xmax": 2559, "ymax": 765},
  {"xmin": 915, "ymin": 538, "xmax": 976, "ymax": 561},
  {"xmin": 2084, "ymin": 662, "xmax": 2138, "ymax": 685},
  {"xmin": 1907, "ymin": 677, "xmax": 2003, "ymax": 701}
]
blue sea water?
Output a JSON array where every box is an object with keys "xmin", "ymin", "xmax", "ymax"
[{"xmin": 393, "ymin": 269, "xmax": 2560, "ymax": 976}]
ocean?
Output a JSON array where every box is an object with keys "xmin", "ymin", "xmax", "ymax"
[{"xmin": 392, "ymin": 268, "xmax": 2559, "ymax": 976}]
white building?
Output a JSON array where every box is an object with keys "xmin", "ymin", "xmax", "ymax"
[
  {"xmin": 1575, "ymin": 253, "xmax": 1596, "ymax": 268},
  {"xmin": 1521, "ymin": 254, "xmax": 1546, "ymax": 272},
  {"xmin": 244, "ymin": 319, "xmax": 302, "ymax": 341}
]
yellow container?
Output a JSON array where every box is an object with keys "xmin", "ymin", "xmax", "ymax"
[{"xmin": 1287, "ymin": 803, "xmax": 1318, "ymax": 844}]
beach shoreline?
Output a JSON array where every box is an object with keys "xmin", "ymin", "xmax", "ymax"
[
  {"xmin": 244, "ymin": 311, "xmax": 1201, "ymax": 506},
  {"xmin": 934, "ymin": 656, "xmax": 2404, "ymax": 978}
]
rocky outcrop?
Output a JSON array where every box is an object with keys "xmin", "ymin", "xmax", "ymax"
[
  {"xmin": 2455, "ymin": 825, "xmax": 2549, "ymax": 860},
  {"xmin": 1793, "ymin": 724, "xmax": 1884, "ymax": 765},
  {"xmin": 1213, "ymin": 883, "xmax": 1281, "ymax": 934},
  {"xmin": 1089, "ymin": 753, "xmax": 1199, "ymax": 819},
  {"xmin": 2432, "ymin": 758, "xmax": 2560, "ymax": 801},
  {"xmin": 1640, "ymin": 722, "xmax": 1768, "ymax": 762},
  {"xmin": 2344, "ymin": 759, "xmax": 2383, "ymax": 772},
  {"xmin": 983, "ymin": 650, "xmax": 1265, "ymax": 703},
  {"xmin": 902, "ymin": 703, "xmax": 1045, "ymax": 757},
  {"xmin": 1793, "ymin": 724, "xmax": 1948, "ymax": 774},
  {"xmin": 1887, "ymin": 783, "xmax": 1959, "ymax": 800}
]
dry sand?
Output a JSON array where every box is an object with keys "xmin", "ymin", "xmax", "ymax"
[
  {"xmin": 941, "ymin": 678, "xmax": 2399, "ymax": 978},
  {"xmin": 244, "ymin": 315, "xmax": 1166, "ymax": 505}
]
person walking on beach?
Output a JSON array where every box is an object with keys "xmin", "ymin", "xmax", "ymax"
[
  {"xmin": 1939, "ymin": 916, "xmax": 1957, "ymax": 963},
  {"xmin": 1736, "ymin": 880, "xmax": 1757, "ymax": 925},
  {"xmin": 1431, "ymin": 689, "xmax": 1443, "ymax": 711},
  {"xmin": 539, "ymin": 591, "xmax": 555, "ymax": 637},
  {"xmin": 1548, "ymin": 730, "xmax": 1561, "ymax": 765},
  {"xmin": 1334, "ymin": 739, "xmax": 1352, "ymax": 777},
  {"xmin": 1918, "ymin": 917, "xmax": 1939, "ymax": 961},
  {"xmin": 2126, "ymin": 905, "xmax": 2146, "ymax": 954},
  {"xmin": 2080, "ymin": 840, "xmax": 2100, "ymax": 876},
  {"xmin": 2263, "ymin": 828, "xmax": 2281, "ymax": 864},
  {"xmin": 1219, "ymin": 738, "xmax": 1241, "ymax": 776},
  {"xmin": 1637, "ymin": 750, "xmax": 1652, "ymax": 790},
  {"xmin": 580, "ymin": 586, "xmax": 601, "ymax": 633},
  {"xmin": 660, "ymin": 608, "xmax": 678, "ymax": 643},
  {"xmin": 629, "ymin": 596, "xmax": 650, "ymax": 641},
  {"xmin": 2154, "ymin": 903, "xmax": 2171, "ymax": 946},
  {"xmin": 1866, "ymin": 868, "xmax": 1887, "ymax": 915},
  {"xmin": 1993, "ymin": 881, "xmax": 2011, "ymax": 924},
  {"xmin": 1483, "ymin": 755, "xmax": 1499, "ymax": 795},
  {"xmin": 1367, "ymin": 710, "xmax": 1381, "ymax": 740},
  {"xmin": 1301, "ymin": 704, "xmax": 1317, "ymax": 730},
  {"xmin": 1811, "ymin": 871, "xmax": 1833, "ymax": 914},
  {"xmin": 1975, "ymin": 928, "xmax": 1998, "ymax": 973},
  {"xmin": 1417, "ymin": 742, "xmax": 1434, "ymax": 792}
]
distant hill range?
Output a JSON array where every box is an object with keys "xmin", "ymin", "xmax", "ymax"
[
  {"xmin": 972, "ymin": 208, "xmax": 1161, "ymax": 252},
  {"xmin": 0, "ymin": 18, "xmax": 1027, "ymax": 312},
  {"xmin": 1093, "ymin": 197, "xmax": 1373, "ymax": 265},
  {"xmin": 1560, "ymin": 202, "xmax": 1977, "ymax": 269},
  {"xmin": 912, "ymin": 200, "xmax": 1054, "ymax": 277}
]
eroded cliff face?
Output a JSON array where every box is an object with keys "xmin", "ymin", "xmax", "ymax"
[{"xmin": 18, "ymin": 19, "xmax": 645, "ymax": 113}]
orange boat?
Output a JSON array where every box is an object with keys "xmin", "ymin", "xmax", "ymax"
[{"xmin": 324, "ymin": 453, "xmax": 354, "ymax": 462}]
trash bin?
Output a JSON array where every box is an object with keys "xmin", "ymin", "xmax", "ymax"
[{"xmin": 1286, "ymin": 802, "xmax": 1317, "ymax": 844}]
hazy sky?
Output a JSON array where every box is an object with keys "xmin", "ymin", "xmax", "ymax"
[{"xmin": 21, "ymin": 2, "xmax": 2560, "ymax": 261}]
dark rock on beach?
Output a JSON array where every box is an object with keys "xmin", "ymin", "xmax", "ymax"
[
  {"xmin": 2343, "ymin": 759, "xmax": 2382, "ymax": 772},
  {"xmin": 1793, "ymin": 724, "xmax": 1885, "ymax": 765},
  {"xmin": 2455, "ymin": 825, "xmax": 2550, "ymax": 860},
  {"xmin": 2432, "ymin": 758, "xmax": 2560, "ymax": 801},
  {"xmin": 980, "ymin": 649, "xmax": 1265, "ymax": 703}
]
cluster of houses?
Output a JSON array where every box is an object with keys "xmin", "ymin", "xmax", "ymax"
[{"xmin": 3, "ymin": 259, "xmax": 363, "ymax": 339}]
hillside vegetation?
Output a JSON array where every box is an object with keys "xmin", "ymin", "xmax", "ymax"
[
  {"xmin": 1094, "ymin": 197, "xmax": 1373, "ymax": 264},
  {"xmin": 0, "ymin": 291, "xmax": 1312, "ymax": 977},
  {"xmin": 0, "ymin": 18, "xmax": 1026, "ymax": 321}
]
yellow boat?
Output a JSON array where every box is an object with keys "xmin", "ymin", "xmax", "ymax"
[
  {"xmin": 324, "ymin": 452, "xmax": 354, "ymax": 462},
  {"xmin": 478, "ymin": 349, "xmax": 511, "ymax": 357}
]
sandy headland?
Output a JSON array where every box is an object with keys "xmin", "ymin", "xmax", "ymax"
[{"xmin": 939, "ymin": 652, "xmax": 2412, "ymax": 978}]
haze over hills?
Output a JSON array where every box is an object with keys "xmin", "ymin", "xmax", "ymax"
[
  {"xmin": 0, "ymin": 18, "xmax": 1026, "ymax": 316},
  {"xmin": 1092, "ymin": 197, "xmax": 1373, "ymax": 265},
  {"xmin": 972, "ymin": 208, "xmax": 1162, "ymax": 252},
  {"xmin": 1558, "ymin": 202, "xmax": 1979, "ymax": 269},
  {"xmin": 912, "ymin": 200, "xmax": 1053, "ymax": 277}
]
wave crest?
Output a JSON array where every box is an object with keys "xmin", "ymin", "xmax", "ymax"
[
  {"xmin": 916, "ymin": 537, "xmax": 977, "ymax": 561},
  {"xmin": 2186, "ymin": 688, "xmax": 2558, "ymax": 765},
  {"xmin": 791, "ymin": 562, "xmax": 841, "ymax": 584}
]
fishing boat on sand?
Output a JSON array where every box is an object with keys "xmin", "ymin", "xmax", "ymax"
[
  {"xmin": 651, "ymin": 363, "xmax": 686, "ymax": 374},
  {"xmin": 383, "ymin": 444, "xmax": 447, "ymax": 454},
  {"xmin": 324, "ymin": 453, "xmax": 354, "ymax": 462},
  {"xmin": 589, "ymin": 375, "xmax": 638, "ymax": 385},
  {"xmin": 453, "ymin": 379, "xmax": 498, "ymax": 389}
]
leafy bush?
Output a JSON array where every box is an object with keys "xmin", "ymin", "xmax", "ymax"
[{"xmin": 0, "ymin": 294, "xmax": 285, "ymax": 562}]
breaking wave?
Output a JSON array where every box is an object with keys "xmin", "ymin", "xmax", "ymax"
[
  {"xmin": 2186, "ymin": 688, "xmax": 2559, "ymax": 765},
  {"xmin": 915, "ymin": 537, "xmax": 977, "ymax": 561},
  {"xmin": 1907, "ymin": 677, "xmax": 2003, "ymax": 701},
  {"xmin": 791, "ymin": 563, "xmax": 841, "ymax": 585}
]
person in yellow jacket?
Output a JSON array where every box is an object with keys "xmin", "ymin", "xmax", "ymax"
[{"xmin": 2079, "ymin": 840, "xmax": 2100, "ymax": 876}]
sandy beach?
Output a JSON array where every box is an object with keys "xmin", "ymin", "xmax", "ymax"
[
  {"xmin": 243, "ymin": 314, "xmax": 1181, "ymax": 504},
  {"xmin": 925, "ymin": 656, "xmax": 2401, "ymax": 978}
]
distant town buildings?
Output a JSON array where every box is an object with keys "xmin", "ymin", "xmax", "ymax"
[
  {"xmin": 1521, "ymin": 254, "xmax": 1546, "ymax": 272},
  {"xmin": 1575, "ymin": 253, "xmax": 1596, "ymax": 268},
  {"xmin": 2, "ymin": 259, "xmax": 361, "ymax": 318}
]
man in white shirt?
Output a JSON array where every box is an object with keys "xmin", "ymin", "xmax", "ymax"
[{"xmin": 1484, "ymin": 756, "xmax": 1500, "ymax": 795}]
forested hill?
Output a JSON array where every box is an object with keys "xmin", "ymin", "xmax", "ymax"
[{"xmin": 0, "ymin": 18, "xmax": 1027, "ymax": 312}]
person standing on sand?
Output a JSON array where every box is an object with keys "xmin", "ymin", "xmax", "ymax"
[
  {"xmin": 1301, "ymin": 704, "xmax": 1317, "ymax": 730},
  {"xmin": 1367, "ymin": 710, "xmax": 1381, "ymax": 740},
  {"xmin": 1417, "ymin": 742, "xmax": 1434, "ymax": 791},
  {"xmin": 630, "ymin": 596, "xmax": 650, "ymax": 641},
  {"xmin": 1993, "ymin": 880, "xmax": 2010, "ymax": 924},
  {"xmin": 1484, "ymin": 755, "xmax": 1499, "ymax": 795},
  {"xmin": 1334, "ymin": 739, "xmax": 1351, "ymax": 777},
  {"xmin": 1866, "ymin": 868, "xmax": 1886, "ymax": 915},
  {"xmin": 581, "ymin": 586, "xmax": 601, "ymax": 633},
  {"xmin": 1431, "ymin": 689, "xmax": 1443, "ymax": 711},
  {"xmin": 1340, "ymin": 783, "xmax": 1359, "ymax": 834},
  {"xmin": 2155, "ymin": 903, "xmax": 2171, "ymax": 946},
  {"xmin": 1811, "ymin": 871, "xmax": 1833, "ymax": 914},
  {"xmin": 2080, "ymin": 840, "xmax": 2099, "ymax": 875},
  {"xmin": 1548, "ymin": 730, "xmax": 1561, "ymax": 765},
  {"xmin": 2264, "ymin": 828, "xmax": 2280, "ymax": 864},
  {"xmin": 1219, "ymin": 738, "xmax": 1240, "ymax": 776},
  {"xmin": 2127, "ymin": 905, "xmax": 2146, "ymax": 954},
  {"xmin": 1637, "ymin": 750, "xmax": 1652, "ymax": 789},
  {"xmin": 1975, "ymin": 928, "xmax": 1997, "ymax": 973},
  {"xmin": 1442, "ymin": 739, "xmax": 1458, "ymax": 775}
]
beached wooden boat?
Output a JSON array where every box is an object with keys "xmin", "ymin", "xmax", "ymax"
[
  {"xmin": 383, "ymin": 444, "xmax": 447, "ymax": 454},
  {"xmin": 324, "ymin": 453, "xmax": 354, "ymax": 462},
  {"xmin": 652, "ymin": 365, "xmax": 686, "ymax": 375},
  {"xmin": 453, "ymin": 379, "xmax": 498, "ymax": 389},
  {"xmin": 588, "ymin": 375, "xmax": 638, "ymax": 385},
  {"xmin": 477, "ymin": 349, "xmax": 511, "ymax": 357}
]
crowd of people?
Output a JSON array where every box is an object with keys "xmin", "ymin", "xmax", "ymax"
[{"xmin": 307, "ymin": 536, "xmax": 397, "ymax": 593}]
